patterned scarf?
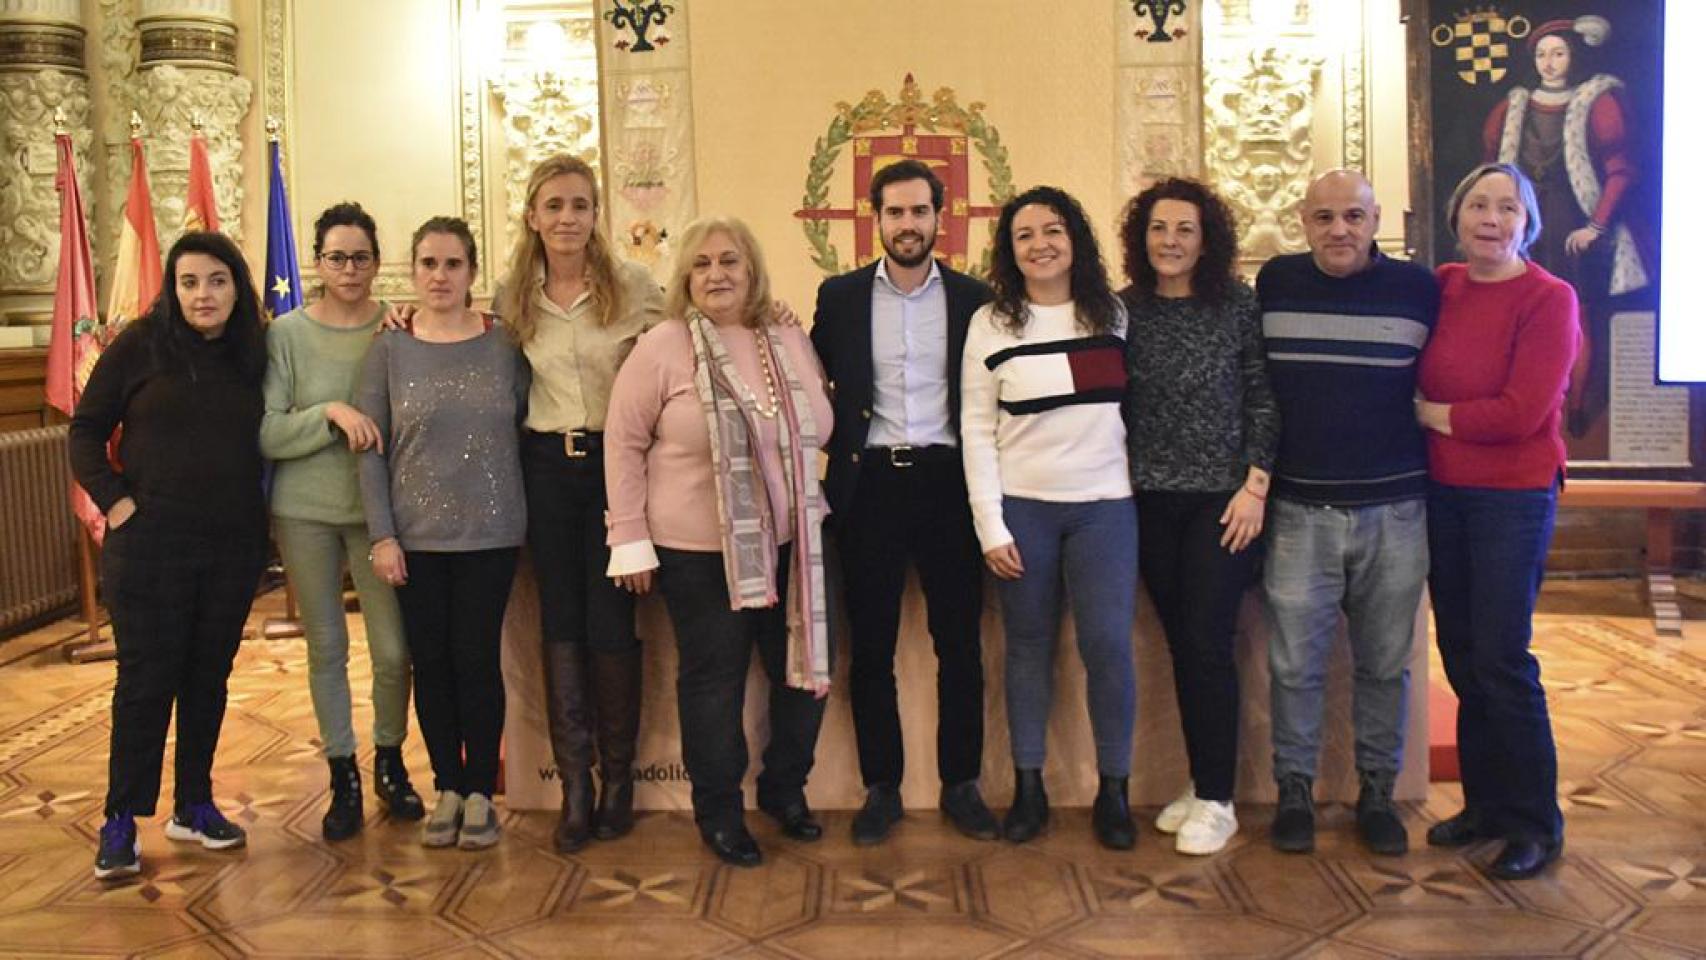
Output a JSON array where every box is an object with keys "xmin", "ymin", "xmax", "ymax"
[{"xmin": 686, "ymin": 309, "xmax": 829, "ymax": 691}]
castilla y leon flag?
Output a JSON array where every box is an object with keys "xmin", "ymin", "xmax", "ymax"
[
  {"xmin": 184, "ymin": 131, "xmax": 220, "ymax": 233},
  {"xmin": 43, "ymin": 131, "xmax": 105, "ymax": 539},
  {"xmin": 109, "ymin": 137, "xmax": 163, "ymax": 335}
]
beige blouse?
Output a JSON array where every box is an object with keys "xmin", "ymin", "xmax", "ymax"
[{"xmin": 521, "ymin": 258, "xmax": 665, "ymax": 433}]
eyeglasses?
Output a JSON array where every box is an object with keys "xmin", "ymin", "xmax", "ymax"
[{"xmin": 319, "ymin": 251, "xmax": 375, "ymax": 271}]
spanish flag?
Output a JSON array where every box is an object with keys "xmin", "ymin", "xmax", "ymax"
[
  {"xmin": 183, "ymin": 131, "xmax": 220, "ymax": 233},
  {"xmin": 43, "ymin": 131, "xmax": 106, "ymax": 539},
  {"xmin": 108, "ymin": 137, "xmax": 162, "ymax": 335}
]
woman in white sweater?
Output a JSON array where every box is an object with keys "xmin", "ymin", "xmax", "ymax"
[{"xmin": 961, "ymin": 185, "xmax": 1138, "ymax": 850}]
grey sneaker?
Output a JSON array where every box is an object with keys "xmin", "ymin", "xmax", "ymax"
[
  {"xmin": 458, "ymin": 793, "xmax": 501, "ymax": 850},
  {"xmin": 422, "ymin": 790, "xmax": 462, "ymax": 848}
]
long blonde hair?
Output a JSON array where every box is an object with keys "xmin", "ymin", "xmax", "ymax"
[
  {"xmin": 666, "ymin": 217, "xmax": 774, "ymax": 327},
  {"xmin": 500, "ymin": 154, "xmax": 625, "ymax": 345}
]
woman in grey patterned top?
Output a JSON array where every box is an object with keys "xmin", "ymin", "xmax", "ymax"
[
  {"xmin": 357, "ymin": 217, "xmax": 528, "ymax": 851},
  {"xmin": 1119, "ymin": 178, "xmax": 1279, "ymax": 856}
]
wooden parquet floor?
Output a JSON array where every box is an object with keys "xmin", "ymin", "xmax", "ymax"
[{"xmin": 0, "ymin": 582, "xmax": 1701, "ymax": 959}]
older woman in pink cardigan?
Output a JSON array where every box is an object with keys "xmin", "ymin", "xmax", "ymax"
[{"xmin": 603, "ymin": 216, "xmax": 832, "ymax": 868}]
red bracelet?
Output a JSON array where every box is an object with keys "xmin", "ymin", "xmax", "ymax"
[{"xmin": 1243, "ymin": 486, "xmax": 1267, "ymax": 501}]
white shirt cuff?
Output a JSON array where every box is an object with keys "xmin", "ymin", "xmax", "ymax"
[{"xmin": 607, "ymin": 539, "xmax": 660, "ymax": 577}]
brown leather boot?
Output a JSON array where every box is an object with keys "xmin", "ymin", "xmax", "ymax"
[
  {"xmin": 590, "ymin": 649, "xmax": 642, "ymax": 840},
  {"xmin": 543, "ymin": 642, "xmax": 595, "ymax": 852}
]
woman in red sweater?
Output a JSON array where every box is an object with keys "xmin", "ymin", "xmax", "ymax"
[{"xmin": 1415, "ymin": 162, "xmax": 1579, "ymax": 881}]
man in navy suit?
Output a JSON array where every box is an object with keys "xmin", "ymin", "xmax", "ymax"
[{"xmin": 811, "ymin": 159, "xmax": 997, "ymax": 845}]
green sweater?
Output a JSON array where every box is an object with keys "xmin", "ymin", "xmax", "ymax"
[{"xmin": 260, "ymin": 304, "xmax": 385, "ymax": 525}]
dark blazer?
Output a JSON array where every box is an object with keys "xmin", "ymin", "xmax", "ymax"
[{"xmin": 810, "ymin": 258, "xmax": 993, "ymax": 518}]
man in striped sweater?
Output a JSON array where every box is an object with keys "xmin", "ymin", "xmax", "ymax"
[{"xmin": 1257, "ymin": 170, "xmax": 1438, "ymax": 856}]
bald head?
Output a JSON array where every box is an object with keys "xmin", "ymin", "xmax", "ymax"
[{"xmin": 1302, "ymin": 170, "xmax": 1380, "ymax": 277}]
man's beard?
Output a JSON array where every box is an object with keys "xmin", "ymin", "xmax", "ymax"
[{"xmin": 882, "ymin": 230, "xmax": 936, "ymax": 268}]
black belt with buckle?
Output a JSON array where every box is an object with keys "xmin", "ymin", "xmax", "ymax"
[
  {"xmin": 867, "ymin": 444, "xmax": 958, "ymax": 468},
  {"xmin": 527, "ymin": 429, "xmax": 604, "ymax": 459}
]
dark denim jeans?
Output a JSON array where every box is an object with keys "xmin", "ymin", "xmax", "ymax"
[
  {"xmin": 1427, "ymin": 481, "xmax": 1563, "ymax": 844},
  {"xmin": 656, "ymin": 545, "xmax": 825, "ymax": 834}
]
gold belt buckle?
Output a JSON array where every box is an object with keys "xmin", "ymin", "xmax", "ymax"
[{"xmin": 565, "ymin": 430, "xmax": 589, "ymax": 459}]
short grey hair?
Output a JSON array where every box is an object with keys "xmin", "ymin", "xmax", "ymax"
[{"xmin": 1445, "ymin": 162, "xmax": 1543, "ymax": 256}]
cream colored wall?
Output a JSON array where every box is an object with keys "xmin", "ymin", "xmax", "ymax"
[
  {"xmin": 60, "ymin": 1, "xmax": 1412, "ymax": 325},
  {"xmin": 687, "ymin": 0, "xmax": 1122, "ymax": 307}
]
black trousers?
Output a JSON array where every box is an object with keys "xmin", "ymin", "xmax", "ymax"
[
  {"xmin": 656, "ymin": 545, "xmax": 824, "ymax": 833},
  {"xmin": 836, "ymin": 456, "xmax": 985, "ymax": 789},
  {"xmin": 1136, "ymin": 489, "xmax": 1260, "ymax": 803},
  {"xmin": 522, "ymin": 432, "xmax": 636, "ymax": 654},
  {"xmin": 395, "ymin": 548, "xmax": 518, "ymax": 798},
  {"xmin": 102, "ymin": 517, "xmax": 266, "ymax": 817}
]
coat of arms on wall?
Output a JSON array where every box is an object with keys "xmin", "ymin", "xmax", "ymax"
[{"xmin": 793, "ymin": 74, "xmax": 1014, "ymax": 276}]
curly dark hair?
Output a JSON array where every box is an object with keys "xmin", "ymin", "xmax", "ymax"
[
  {"xmin": 989, "ymin": 185, "xmax": 1119, "ymax": 336},
  {"xmin": 136, "ymin": 230, "xmax": 267, "ymax": 385},
  {"xmin": 1118, "ymin": 177, "xmax": 1241, "ymax": 305}
]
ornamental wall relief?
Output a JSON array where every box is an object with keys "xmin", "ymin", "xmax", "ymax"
[
  {"xmin": 1204, "ymin": 42, "xmax": 1321, "ymax": 264},
  {"xmin": 0, "ymin": 69, "xmax": 92, "ymax": 293}
]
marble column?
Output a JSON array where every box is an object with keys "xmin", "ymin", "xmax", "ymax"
[
  {"xmin": 132, "ymin": 0, "xmax": 250, "ymax": 250},
  {"xmin": 0, "ymin": 0, "xmax": 93, "ymax": 336}
]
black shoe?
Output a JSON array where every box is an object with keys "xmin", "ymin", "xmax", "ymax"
[
  {"xmin": 759, "ymin": 797, "xmax": 823, "ymax": 842},
  {"xmin": 1487, "ymin": 837, "xmax": 1563, "ymax": 880},
  {"xmin": 703, "ymin": 825, "xmax": 763, "ymax": 867},
  {"xmin": 851, "ymin": 784, "xmax": 904, "ymax": 846},
  {"xmin": 1003, "ymin": 768, "xmax": 1049, "ymax": 844},
  {"xmin": 1426, "ymin": 808, "xmax": 1489, "ymax": 848},
  {"xmin": 554, "ymin": 768, "xmax": 595, "ymax": 854},
  {"xmin": 94, "ymin": 813, "xmax": 140, "ymax": 881},
  {"xmin": 1092, "ymin": 776, "xmax": 1136, "ymax": 851},
  {"xmin": 1355, "ymin": 770, "xmax": 1408, "ymax": 856},
  {"xmin": 322, "ymin": 755, "xmax": 363, "ymax": 842},
  {"xmin": 593, "ymin": 775, "xmax": 634, "ymax": 841},
  {"xmin": 1270, "ymin": 774, "xmax": 1315, "ymax": 853},
  {"xmin": 374, "ymin": 745, "xmax": 425, "ymax": 822},
  {"xmin": 940, "ymin": 781, "xmax": 999, "ymax": 841}
]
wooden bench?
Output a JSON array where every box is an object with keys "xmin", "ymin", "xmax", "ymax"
[{"xmin": 1558, "ymin": 480, "xmax": 1706, "ymax": 635}]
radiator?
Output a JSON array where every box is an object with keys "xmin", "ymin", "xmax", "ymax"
[{"xmin": 0, "ymin": 425, "xmax": 79, "ymax": 635}]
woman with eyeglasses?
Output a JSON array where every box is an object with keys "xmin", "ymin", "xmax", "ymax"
[{"xmin": 260, "ymin": 202, "xmax": 424, "ymax": 844}]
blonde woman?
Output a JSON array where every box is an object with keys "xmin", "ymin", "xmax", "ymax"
[
  {"xmin": 499, "ymin": 155, "xmax": 663, "ymax": 852},
  {"xmin": 603, "ymin": 217, "xmax": 832, "ymax": 867}
]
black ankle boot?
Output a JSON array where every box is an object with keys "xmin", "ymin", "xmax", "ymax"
[
  {"xmin": 1003, "ymin": 768, "xmax": 1049, "ymax": 843},
  {"xmin": 322, "ymin": 755, "xmax": 363, "ymax": 842},
  {"xmin": 373, "ymin": 745, "xmax": 425, "ymax": 821},
  {"xmin": 1092, "ymin": 775, "xmax": 1136, "ymax": 850}
]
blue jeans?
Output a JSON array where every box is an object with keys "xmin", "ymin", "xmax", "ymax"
[
  {"xmin": 997, "ymin": 496, "xmax": 1138, "ymax": 776},
  {"xmin": 1264, "ymin": 497, "xmax": 1428, "ymax": 781},
  {"xmin": 1427, "ymin": 482, "xmax": 1562, "ymax": 844}
]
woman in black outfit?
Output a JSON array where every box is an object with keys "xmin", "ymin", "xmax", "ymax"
[
  {"xmin": 1119, "ymin": 178, "xmax": 1279, "ymax": 856},
  {"xmin": 71, "ymin": 231, "xmax": 270, "ymax": 881}
]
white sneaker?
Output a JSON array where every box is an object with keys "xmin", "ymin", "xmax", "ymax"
[
  {"xmin": 458, "ymin": 793, "xmax": 501, "ymax": 850},
  {"xmin": 1175, "ymin": 799, "xmax": 1237, "ymax": 856},
  {"xmin": 1155, "ymin": 785, "xmax": 1197, "ymax": 834},
  {"xmin": 422, "ymin": 790, "xmax": 462, "ymax": 848}
]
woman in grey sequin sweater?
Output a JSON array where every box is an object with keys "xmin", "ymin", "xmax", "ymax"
[
  {"xmin": 1119, "ymin": 178, "xmax": 1280, "ymax": 857},
  {"xmin": 357, "ymin": 217, "xmax": 529, "ymax": 851}
]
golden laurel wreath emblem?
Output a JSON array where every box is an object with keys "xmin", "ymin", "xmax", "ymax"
[{"xmin": 796, "ymin": 76, "xmax": 1015, "ymax": 276}]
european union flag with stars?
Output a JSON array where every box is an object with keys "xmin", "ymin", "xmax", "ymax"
[{"xmin": 265, "ymin": 137, "xmax": 302, "ymax": 320}]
